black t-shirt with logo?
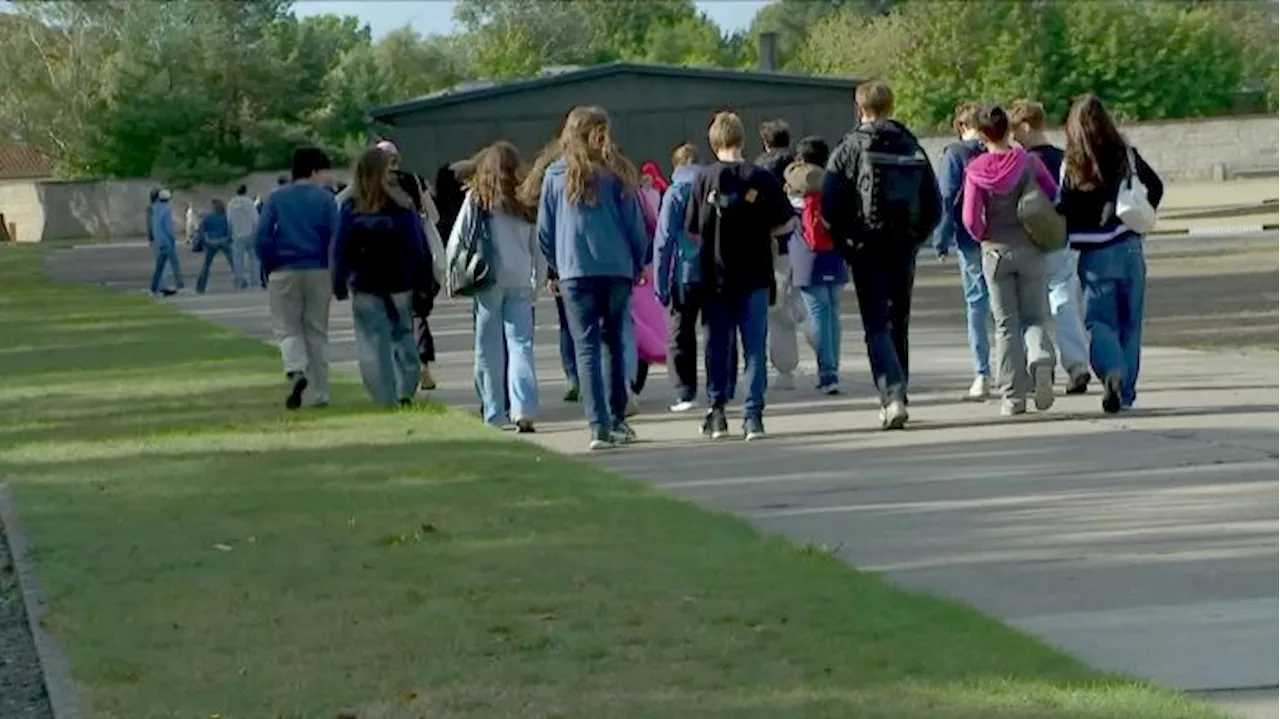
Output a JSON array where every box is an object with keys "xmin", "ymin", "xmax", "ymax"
[{"xmin": 685, "ymin": 160, "xmax": 793, "ymax": 295}]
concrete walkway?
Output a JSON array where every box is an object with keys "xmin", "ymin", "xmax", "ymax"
[{"xmin": 50, "ymin": 244, "xmax": 1279, "ymax": 717}]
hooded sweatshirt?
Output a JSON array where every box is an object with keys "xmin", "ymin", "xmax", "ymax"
[
  {"xmin": 536, "ymin": 158, "xmax": 648, "ymax": 282},
  {"xmin": 960, "ymin": 147, "xmax": 1057, "ymax": 247},
  {"xmin": 783, "ymin": 162, "xmax": 847, "ymax": 288},
  {"xmin": 652, "ymin": 163, "xmax": 702, "ymax": 302},
  {"xmin": 149, "ymin": 200, "xmax": 178, "ymax": 249}
]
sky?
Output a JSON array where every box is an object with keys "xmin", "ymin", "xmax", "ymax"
[{"xmin": 292, "ymin": 0, "xmax": 772, "ymax": 38}]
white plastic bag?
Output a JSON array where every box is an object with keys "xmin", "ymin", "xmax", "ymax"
[{"xmin": 1115, "ymin": 146, "xmax": 1157, "ymax": 234}]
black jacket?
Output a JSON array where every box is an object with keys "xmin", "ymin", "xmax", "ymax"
[
  {"xmin": 821, "ymin": 119, "xmax": 937, "ymax": 246},
  {"xmin": 1059, "ymin": 147, "xmax": 1164, "ymax": 247},
  {"xmin": 332, "ymin": 201, "xmax": 433, "ymax": 300}
]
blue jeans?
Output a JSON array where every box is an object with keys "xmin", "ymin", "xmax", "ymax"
[
  {"xmin": 706, "ymin": 288, "xmax": 769, "ymax": 421},
  {"xmin": 1045, "ymin": 247, "xmax": 1089, "ymax": 374},
  {"xmin": 561, "ymin": 277, "xmax": 631, "ymax": 432},
  {"xmin": 475, "ymin": 286, "xmax": 539, "ymax": 425},
  {"xmin": 956, "ymin": 243, "xmax": 991, "ymax": 378},
  {"xmin": 799, "ymin": 283, "xmax": 842, "ymax": 387},
  {"xmin": 149, "ymin": 243, "xmax": 185, "ymax": 293},
  {"xmin": 554, "ymin": 295, "xmax": 578, "ymax": 387},
  {"xmin": 1078, "ymin": 235, "xmax": 1146, "ymax": 407},
  {"xmin": 196, "ymin": 240, "xmax": 243, "ymax": 294},
  {"xmin": 351, "ymin": 291, "xmax": 420, "ymax": 407},
  {"xmin": 232, "ymin": 235, "xmax": 258, "ymax": 289}
]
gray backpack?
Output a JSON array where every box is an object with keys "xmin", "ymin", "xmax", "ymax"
[{"xmin": 1015, "ymin": 165, "xmax": 1066, "ymax": 252}]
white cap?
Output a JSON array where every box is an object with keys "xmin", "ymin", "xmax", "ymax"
[{"xmin": 157, "ymin": 189, "xmax": 172, "ymax": 200}]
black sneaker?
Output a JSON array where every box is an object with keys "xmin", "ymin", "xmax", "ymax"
[
  {"xmin": 563, "ymin": 385, "xmax": 579, "ymax": 403},
  {"xmin": 515, "ymin": 419, "xmax": 536, "ymax": 434},
  {"xmin": 588, "ymin": 428, "xmax": 615, "ymax": 451},
  {"xmin": 611, "ymin": 421, "xmax": 637, "ymax": 444},
  {"xmin": 1065, "ymin": 370, "xmax": 1091, "ymax": 395},
  {"xmin": 1101, "ymin": 374, "xmax": 1122, "ymax": 414},
  {"xmin": 285, "ymin": 372, "xmax": 308, "ymax": 410},
  {"xmin": 701, "ymin": 407, "xmax": 729, "ymax": 440},
  {"xmin": 743, "ymin": 416, "xmax": 766, "ymax": 442}
]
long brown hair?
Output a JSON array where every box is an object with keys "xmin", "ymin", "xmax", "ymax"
[
  {"xmin": 559, "ymin": 106, "xmax": 638, "ymax": 205},
  {"xmin": 1064, "ymin": 93, "xmax": 1129, "ymax": 192},
  {"xmin": 467, "ymin": 141, "xmax": 534, "ymax": 222},
  {"xmin": 353, "ymin": 147, "xmax": 411, "ymax": 214},
  {"xmin": 517, "ymin": 138, "xmax": 560, "ymax": 209}
]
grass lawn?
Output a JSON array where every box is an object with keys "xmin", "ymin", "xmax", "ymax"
[{"xmin": 0, "ymin": 244, "xmax": 1224, "ymax": 719}]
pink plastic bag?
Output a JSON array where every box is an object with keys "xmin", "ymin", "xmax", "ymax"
[
  {"xmin": 638, "ymin": 186, "xmax": 661, "ymax": 240},
  {"xmin": 632, "ymin": 267, "xmax": 667, "ymax": 364}
]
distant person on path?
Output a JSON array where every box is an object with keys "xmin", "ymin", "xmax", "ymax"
[
  {"xmin": 184, "ymin": 202, "xmax": 199, "ymax": 251},
  {"xmin": 754, "ymin": 118, "xmax": 801, "ymax": 391},
  {"xmin": 784, "ymin": 135, "xmax": 847, "ymax": 395},
  {"xmin": 227, "ymin": 184, "xmax": 260, "ymax": 289},
  {"xmin": 686, "ymin": 111, "xmax": 796, "ymax": 442},
  {"xmin": 332, "ymin": 147, "xmax": 433, "ymax": 408},
  {"xmin": 1010, "ymin": 98, "xmax": 1091, "ymax": 395},
  {"xmin": 1059, "ymin": 93, "xmax": 1164, "ymax": 414},
  {"xmin": 536, "ymin": 106, "xmax": 649, "ymax": 450},
  {"xmin": 194, "ymin": 198, "xmax": 243, "ymax": 294},
  {"xmin": 961, "ymin": 104, "xmax": 1060, "ymax": 416},
  {"xmin": 147, "ymin": 189, "xmax": 185, "ymax": 296},
  {"xmin": 257, "ymin": 147, "xmax": 340, "ymax": 410},
  {"xmin": 931, "ymin": 101, "xmax": 992, "ymax": 401},
  {"xmin": 145, "ymin": 188, "xmax": 159, "ymax": 245},
  {"xmin": 448, "ymin": 141, "xmax": 544, "ymax": 432},
  {"xmin": 822, "ymin": 81, "xmax": 942, "ymax": 430}
]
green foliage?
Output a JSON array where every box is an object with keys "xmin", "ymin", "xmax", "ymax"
[{"xmin": 797, "ymin": 0, "xmax": 1279, "ymax": 132}]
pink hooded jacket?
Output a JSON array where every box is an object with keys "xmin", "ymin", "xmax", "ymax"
[{"xmin": 961, "ymin": 147, "xmax": 1057, "ymax": 243}]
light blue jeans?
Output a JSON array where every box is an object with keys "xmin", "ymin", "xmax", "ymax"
[
  {"xmin": 956, "ymin": 243, "xmax": 991, "ymax": 378},
  {"xmin": 352, "ymin": 291, "xmax": 420, "ymax": 407},
  {"xmin": 1045, "ymin": 247, "xmax": 1089, "ymax": 374},
  {"xmin": 149, "ymin": 242, "xmax": 184, "ymax": 293},
  {"xmin": 475, "ymin": 285, "xmax": 539, "ymax": 426},
  {"xmin": 1079, "ymin": 235, "xmax": 1146, "ymax": 407},
  {"xmin": 232, "ymin": 234, "xmax": 257, "ymax": 289},
  {"xmin": 798, "ymin": 283, "xmax": 842, "ymax": 387}
]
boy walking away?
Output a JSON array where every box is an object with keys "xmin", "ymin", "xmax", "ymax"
[
  {"xmin": 754, "ymin": 118, "xmax": 801, "ymax": 391},
  {"xmin": 784, "ymin": 136, "xmax": 848, "ymax": 395},
  {"xmin": 227, "ymin": 184, "xmax": 260, "ymax": 289},
  {"xmin": 1010, "ymin": 98, "xmax": 1090, "ymax": 395},
  {"xmin": 654, "ymin": 142, "xmax": 705, "ymax": 412},
  {"xmin": 687, "ymin": 111, "xmax": 796, "ymax": 441},
  {"xmin": 961, "ymin": 104, "xmax": 1061, "ymax": 416},
  {"xmin": 147, "ymin": 189, "xmax": 185, "ymax": 296},
  {"xmin": 822, "ymin": 81, "xmax": 942, "ymax": 430},
  {"xmin": 931, "ymin": 101, "xmax": 992, "ymax": 401},
  {"xmin": 257, "ymin": 147, "xmax": 339, "ymax": 410}
]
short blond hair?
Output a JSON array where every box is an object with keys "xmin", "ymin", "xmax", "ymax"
[
  {"xmin": 708, "ymin": 111, "xmax": 745, "ymax": 151},
  {"xmin": 1009, "ymin": 98, "xmax": 1047, "ymax": 131},
  {"xmin": 855, "ymin": 81, "xmax": 894, "ymax": 118},
  {"xmin": 671, "ymin": 142, "xmax": 698, "ymax": 168}
]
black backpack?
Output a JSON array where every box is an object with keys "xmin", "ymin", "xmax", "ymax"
[
  {"xmin": 850, "ymin": 127, "xmax": 942, "ymax": 250},
  {"xmin": 696, "ymin": 165, "xmax": 768, "ymax": 297}
]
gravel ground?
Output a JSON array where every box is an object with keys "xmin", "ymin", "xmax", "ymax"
[{"xmin": 0, "ymin": 520, "xmax": 54, "ymax": 719}]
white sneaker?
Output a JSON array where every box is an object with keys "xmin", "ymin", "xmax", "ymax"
[
  {"xmin": 1032, "ymin": 364, "xmax": 1055, "ymax": 411},
  {"xmin": 773, "ymin": 373, "xmax": 796, "ymax": 391},
  {"xmin": 669, "ymin": 399, "xmax": 697, "ymax": 413},
  {"xmin": 965, "ymin": 375, "xmax": 990, "ymax": 401},
  {"xmin": 625, "ymin": 392, "xmax": 640, "ymax": 417},
  {"xmin": 1001, "ymin": 399, "xmax": 1027, "ymax": 416},
  {"xmin": 880, "ymin": 400, "xmax": 908, "ymax": 430}
]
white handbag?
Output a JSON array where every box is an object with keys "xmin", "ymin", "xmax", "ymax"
[{"xmin": 1115, "ymin": 146, "xmax": 1157, "ymax": 234}]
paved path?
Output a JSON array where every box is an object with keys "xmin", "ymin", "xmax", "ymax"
[{"xmin": 48, "ymin": 243, "xmax": 1279, "ymax": 716}]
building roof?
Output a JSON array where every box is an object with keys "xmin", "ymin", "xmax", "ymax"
[
  {"xmin": 0, "ymin": 145, "xmax": 55, "ymax": 180},
  {"xmin": 368, "ymin": 62, "xmax": 858, "ymax": 122}
]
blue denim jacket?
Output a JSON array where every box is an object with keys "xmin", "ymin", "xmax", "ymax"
[
  {"xmin": 537, "ymin": 159, "xmax": 649, "ymax": 282},
  {"xmin": 930, "ymin": 138, "xmax": 983, "ymax": 256},
  {"xmin": 653, "ymin": 164, "xmax": 702, "ymax": 303}
]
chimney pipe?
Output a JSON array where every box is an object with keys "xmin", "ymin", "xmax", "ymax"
[{"xmin": 758, "ymin": 31, "xmax": 779, "ymax": 72}]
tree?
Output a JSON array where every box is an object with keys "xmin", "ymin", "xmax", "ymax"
[{"xmin": 746, "ymin": 0, "xmax": 898, "ymax": 69}]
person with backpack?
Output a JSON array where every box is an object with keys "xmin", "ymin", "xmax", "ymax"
[
  {"xmin": 536, "ymin": 106, "xmax": 650, "ymax": 450},
  {"xmin": 822, "ymin": 81, "xmax": 942, "ymax": 430},
  {"xmin": 931, "ymin": 101, "xmax": 992, "ymax": 402},
  {"xmin": 960, "ymin": 104, "xmax": 1061, "ymax": 417},
  {"xmin": 332, "ymin": 146, "xmax": 434, "ymax": 408},
  {"xmin": 686, "ymin": 111, "xmax": 796, "ymax": 442},
  {"xmin": 1010, "ymin": 98, "xmax": 1092, "ymax": 396},
  {"xmin": 784, "ymin": 136, "xmax": 847, "ymax": 395},
  {"xmin": 1059, "ymin": 93, "xmax": 1163, "ymax": 414},
  {"xmin": 654, "ymin": 143, "xmax": 705, "ymax": 412},
  {"xmin": 754, "ymin": 118, "xmax": 802, "ymax": 392},
  {"xmin": 446, "ymin": 141, "xmax": 543, "ymax": 431},
  {"xmin": 257, "ymin": 147, "xmax": 340, "ymax": 410}
]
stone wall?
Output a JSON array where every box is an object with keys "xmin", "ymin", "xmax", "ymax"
[{"xmin": 917, "ymin": 114, "xmax": 1278, "ymax": 181}]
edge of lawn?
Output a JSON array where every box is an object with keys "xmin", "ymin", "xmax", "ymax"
[{"xmin": 0, "ymin": 243, "xmax": 1228, "ymax": 719}]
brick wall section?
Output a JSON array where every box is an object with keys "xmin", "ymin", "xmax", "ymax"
[{"xmin": 917, "ymin": 114, "xmax": 1278, "ymax": 181}]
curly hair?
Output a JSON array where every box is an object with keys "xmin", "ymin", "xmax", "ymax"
[
  {"xmin": 559, "ymin": 106, "xmax": 638, "ymax": 205},
  {"xmin": 466, "ymin": 141, "xmax": 534, "ymax": 223},
  {"xmin": 517, "ymin": 139, "xmax": 560, "ymax": 209}
]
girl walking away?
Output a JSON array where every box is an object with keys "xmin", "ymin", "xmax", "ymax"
[
  {"xmin": 1059, "ymin": 93, "xmax": 1163, "ymax": 414},
  {"xmin": 961, "ymin": 104, "xmax": 1060, "ymax": 416},
  {"xmin": 536, "ymin": 106, "xmax": 650, "ymax": 450},
  {"xmin": 333, "ymin": 147, "xmax": 434, "ymax": 407},
  {"xmin": 194, "ymin": 199, "xmax": 244, "ymax": 293},
  {"xmin": 784, "ymin": 136, "xmax": 847, "ymax": 395},
  {"xmin": 448, "ymin": 141, "xmax": 545, "ymax": 432}
]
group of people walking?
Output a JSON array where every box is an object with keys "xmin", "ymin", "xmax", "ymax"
[{"xmin": 146, "ymin": 81, "xmax": 1163, "ymax": 452}]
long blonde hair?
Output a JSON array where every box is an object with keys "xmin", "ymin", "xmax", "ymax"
[
  {"xmin": 517, "ymin": 138, "xmax": 560, "ymax": 209},
  {"xmin": 559, "ymin": 106, "xmax": 638, "ymax": 205},
  {"xmin": 467, "ymin": 141, "xmax": 534, "ymax": 222},
  {"xmin": 353, "ymin": 147, "xmax": 411, "ymax": 214}
]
